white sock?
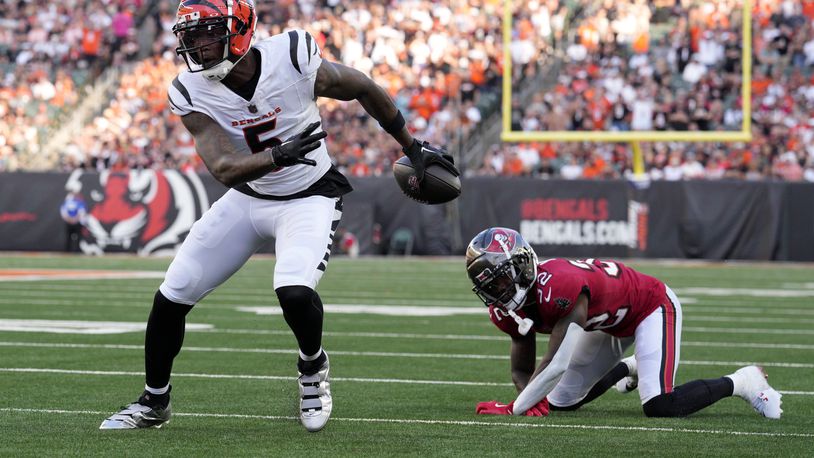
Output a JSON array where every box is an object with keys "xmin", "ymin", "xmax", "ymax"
[
  {"xmin": 145, "ymin": 384, "xmax": 170, "ymax": 395},
  {"xmin": 621, "ymin": 356, "xmax": 636, "ymax": 375},
  {"xmin": 725, "ymin": 372, "xmax": 744, "ymax": 398},
  {"xmin": 299, "ymin": 347, "xmax": 323, "ymax": 361}
]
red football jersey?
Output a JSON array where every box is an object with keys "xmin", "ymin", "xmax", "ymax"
[{"xmin": 489, "ymin": 258, "xmax": 666, "ymax": 338}]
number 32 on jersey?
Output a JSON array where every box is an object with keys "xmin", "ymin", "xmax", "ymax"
[
  {"xmin": 568, "ymin": 258, "xmax": 619, "ymax": 277},
  {"xmin": 569, "ymin": 259, "xmax": 628, "ymax": 331}
]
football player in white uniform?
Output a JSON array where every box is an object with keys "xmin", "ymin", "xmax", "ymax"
[{"xmin": 100, "ymin": 0, "xmax": 458, "ymax": 433}]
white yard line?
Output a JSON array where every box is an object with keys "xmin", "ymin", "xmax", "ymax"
[
  {"xmin": 0, "ymin": 341, "xmax": 503, "ymax": 360},
  {"xmin": 1, "ymin": 364, "xmax": 812, "ymax": 392},
  {"xmin": 5, "ymin": 286, "xmax": 814, "ymax": 309},
  {"xmin": 674, "ymin": 287, "xmax": 814, "ymax": 298},
  {"xmin": 684, "ymin": 316, "xmax": 814, "ymax": 325},
  {"xmin": 0, "ymin": 270, "xmax": 164, "ymax": 282},
  {"xmin": 682, "ymin": 341, "xmax": 814, "ymax": 350},
  {"xmin": 0, "ymin": 367, "xmax": 507, "ymax": 386},
  {"xmin": 683, "ymin": 326, "xmax": 814, "ymax": 335},
  {"xmin": 682, "ymin": 307, "xmax": 814, "ymax": 317},
  {"xmin": 192, "ymin": 326, "xmax": 814, "ymax": 338},
  {"xmin": 2, "ymin": 341, "xmax": 813, "ymax": 367},
  {"xmin": 237, "ymin": 305, "xmax": 488, "ymax": 317},
  {"xmin": 0, "ymin": 285, "xmax": 477, "ymax": 301},
  {"xmin": 782, "ymin": 282, "xmax": 814, "ymax": 289},
  {"xmin": 5, "ymin": 292, "xmax": 814, "ymax": 321},
  {"xmin": 4, "ymin": 339, "xmax": 813, "ymax": 356},
  {"xmin": 1, "ymin": 407, "xmax": 811, "ymax": 438},
  {"xmin": 680, "ymin": 360, "xmax": 814, "ymax": 369},
  {"xmin": 11, "ymin": 283, "xmax": 814, "ymax": 298},
  {"xmin": 0, "ymin": 319, "xmax": 814, "ymax": 340},
  {"xmin": 0, "ymin": 320, "xmax": 211, "ymax": 334},
  {"xmin": 0, "ymin": 297, "xmax": 479, "ymax": 308}
]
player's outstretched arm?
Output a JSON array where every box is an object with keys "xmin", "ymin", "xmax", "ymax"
[
  {"xmin": 314, "ymin": 60, "xmax": 412, "ymax": 147},
  {"xmin": 510, "ymin": 333, "xmax": 537, "ymax": 393},
  {"xmin": 314, "ymin": 60, "xmax": 458, "ymax": 181},
  {"xmin": 475, "ymin": 325, "xmax": 551, "ymax": 417},
  {"xmin": 181, "ymin": 112, "xmax": 325, "ymax": 187},
  {"xmin": 512, "ymin": 295, "xmax": 589, "ymax": 414}
]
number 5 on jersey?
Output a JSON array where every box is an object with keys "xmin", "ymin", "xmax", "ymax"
[{"xmin": 243, "ymin": 118, "xmax": 283, "ymax": 171}]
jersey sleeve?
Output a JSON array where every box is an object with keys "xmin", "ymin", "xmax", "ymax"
[
  {"xmin": 537, "ymin": 261, "xmax": 589, "ymax": 321},
  {"xmin": 286, "ymin": 29, "xmax": 323, "ymax": 98},
  {"xmin": 488, "ymin": 305, "xmax": 525, "ymax": 339},
  {"xmin": 167, "ymin": 76, "xmax": 194, "ymax": 117}
]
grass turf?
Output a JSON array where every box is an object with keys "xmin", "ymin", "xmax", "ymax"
[{"xmin": 0, "ymin": 255, "xmax": 812, "ymax": 456}]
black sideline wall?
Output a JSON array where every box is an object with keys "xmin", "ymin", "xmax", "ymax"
[{"xmin": 1, "ymin": 172, "xmax": 812, "ymax": 261}]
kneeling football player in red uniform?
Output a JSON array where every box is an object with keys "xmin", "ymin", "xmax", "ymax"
[{"xmin": 466, "ymin": 228, "xmax": 782, "ymax": 419}]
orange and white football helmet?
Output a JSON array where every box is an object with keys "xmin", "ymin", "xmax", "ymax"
[{"xmin": 172, "ymin": 0, "xmax": 257, "ymax": 81}]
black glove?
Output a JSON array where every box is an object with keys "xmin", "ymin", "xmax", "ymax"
[
  {"xmin": 267, "ymin": 121, "xmax": 327, "ymax": 167},
  {"xmin": 402, "ymin": 139, "xmax": 459, "ymax": 182}
]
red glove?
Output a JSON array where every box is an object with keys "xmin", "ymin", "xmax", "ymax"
[
  {"xmin": 523, "ymin": 398, "xmax": 550, "ymax": 416},
  {"xmin": 475, "ymin": 400, "xmax": 513, "ymax": 415},
  {"xmin": 475, "ymin": 398, "xmax": 549, "ymax": 416}
]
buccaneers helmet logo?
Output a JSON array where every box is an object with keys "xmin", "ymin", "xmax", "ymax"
[
  {"xmin": 484, "ymin": 229, "xmax": 517, "ymax": 253},
  {"xmin": 64, "ymin": 170, "xmax": 208, "ymax": 255}
]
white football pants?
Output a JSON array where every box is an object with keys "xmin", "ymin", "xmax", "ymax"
[
  {"xmin": 547, "ymin": 286, "xmax": 682, "ymax": 406},
  {"xmin": 159, "ymin": 189, "xmax": 342, "ymax": 305}
]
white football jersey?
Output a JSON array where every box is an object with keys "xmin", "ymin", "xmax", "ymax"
[{"xmin": 168, "ymin": 29, "xmax": 329, "ymax": 197}]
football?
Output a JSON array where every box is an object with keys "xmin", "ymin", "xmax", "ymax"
[{"xmin": 392, "ymin": 156, "xmax": 461, "ymax": 204}]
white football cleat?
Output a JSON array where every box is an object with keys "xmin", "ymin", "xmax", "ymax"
[
  {"xmin": 298, "ymin": 356, "xmax": 332, "ymax": 432},
  {"xmin": 99, "ymin": 391, "xmax": 171, "ymax": 429},
  {"xmin": 728, "ymin": 365, "xmax": 783, "ymax": 419},
  {"xmin": 615, "ymin": 356, "xmax": 638, "ymax": 394}
]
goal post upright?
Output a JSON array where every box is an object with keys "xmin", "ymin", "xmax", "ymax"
[
  {"xmin": 741, "ymin": 0, "xmax": 752, "ymax": 135},
  {"xmin": 502, "ymin": 0, "xmax": 514, "ymax": 137}
]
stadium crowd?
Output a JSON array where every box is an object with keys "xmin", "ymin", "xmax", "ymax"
[
  {"xmin": 3, "ymin": 0, "xmax": 814, "ymax": 182},
  {"xmin": 47, "ymin": 0, "xmax": 553, "ymax": 175},
  {"xmin": 482, "ymin": 0, "xmax": 814, "ymax": 181},
  {"xmin": 0, "ymin": 0, "xmax": 144, "ymax": 171}
]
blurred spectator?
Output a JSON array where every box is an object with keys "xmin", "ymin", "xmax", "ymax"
[
  {"xmin": 0, "ymin": 0, "xmax": 147, "ymax": 171},
  {"xmin": 5, "ymin": 0, "xmax": 814, "ymax": 184},
  {"xmin": 476, "ymin": 0, "xmax": 814, "ymax": 181},
  {"xmin": 334, "ymin": 228, "xmax": 360, "ymax": 258},
  {"xmin": 32, "ymin": 0, "xmax": 543, "ymax": 176},
  {"xmin": 559, "ymin": 155, "xmax": 584, "ymax": 179}
]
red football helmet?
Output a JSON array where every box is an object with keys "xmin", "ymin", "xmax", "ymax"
[{"xmin": 173, "ymin": 0, "xmax": 257, "ymax": 81}]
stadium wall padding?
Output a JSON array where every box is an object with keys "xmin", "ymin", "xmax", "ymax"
[{"xmin": 1, "ymin": 172, "xmax": 812, "ymax": 260}]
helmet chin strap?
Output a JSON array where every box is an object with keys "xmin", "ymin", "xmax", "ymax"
[
  {"xmin": 506, "ymin": 285, "xmax": 527, "ymax": 311},
  {"xmin": 202, "ymin": 59, "xmax": 235, "ymax": 81},
  {"xmin": 507, "ymin": 309, "xmax": 534, "ymax": 336},
  {"xmin": 504, "ymin": 256, "xmax": 536, "ymax": 312},
  {"xmin": 504, "ymin": 253, "xmax": 536, "ymax": 334},
  {"xmin": 201, "ymin": 32, "xmax": 256, "ymax": 81},
  {"xmin": 511, "ymin": 257, "xmax": 537, "ymax": 312},
  {"xmin": 204, "ymin": 2, "xmax": 235, "ymax": 82}
]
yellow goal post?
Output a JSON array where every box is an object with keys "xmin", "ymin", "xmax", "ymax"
[{"xmin": 501, "ymin": 0, "xmax": 753, "ymax": 176}]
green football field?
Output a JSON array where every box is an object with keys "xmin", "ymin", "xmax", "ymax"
[{"xmin": 0, "ymin": 255, "xmax": 812, "ymax": 456}]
